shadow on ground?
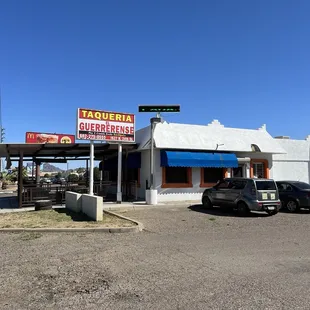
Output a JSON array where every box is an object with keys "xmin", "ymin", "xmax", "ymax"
[
  {"xmin": 54, "ymin": 208, "xmax": 95, "ymax": 222},
  {"xmin": 188, "ymin": 204, "xmax": 270, "ymax": 218},
  {"xmin": 278, "ymin": 208, "xmax": 310, "ymax": 214}
]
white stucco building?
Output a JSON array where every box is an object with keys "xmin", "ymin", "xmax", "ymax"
[
  {"xmin": 272, "ymin": 136, "xmax": 310, "ymax": 183},
  {"xmin": 133, "ymin": 120, "xmax": 287, "ymax": 202},
  {"xmin": 103, "ymin": 119, "xmax": 310, "ymax": 203}
]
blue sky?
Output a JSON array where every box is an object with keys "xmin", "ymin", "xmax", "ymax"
[{"xmin": 1, "ymin": 0, "xmax": 310, "ymax": 168}]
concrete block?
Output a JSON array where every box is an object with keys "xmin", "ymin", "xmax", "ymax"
[
  {"xmin": 65, "ymin": 192, "xmax": 82, "ymax": 213},
  {"xmin": 146, "ymin": 189, "xmax": 158, "ymax": 205},
  {"xmin": 81, "ymin": 194, "xmax": 103, "ymax": 221}
]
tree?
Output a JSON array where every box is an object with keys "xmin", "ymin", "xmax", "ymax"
[
  {"xmin": 67, "ymin": 173, "xmax": 79, "ymax": 183},
  {"xmin": 94, "ymin": 167, "xmax": 100, "ymax": 182},
  {"xmin": 76, "ymin": 167, "xmax": 85, "ymax": 174},
  {"xmin": 1, "ymin": 167, "xmax": 28, "ymax": 183},
  {"xmin": 44, "ymin": 173, "xmax": 50, "ymax": 178}
]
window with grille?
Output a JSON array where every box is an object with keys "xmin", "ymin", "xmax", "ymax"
[{"xmin": 252, "ymin": 162, "xmax": 264, "ymax": 178}]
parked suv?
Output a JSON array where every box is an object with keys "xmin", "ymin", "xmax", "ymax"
[{"xmin": 201, "ymin": 178, "xmax": 281, "ymax": 216}]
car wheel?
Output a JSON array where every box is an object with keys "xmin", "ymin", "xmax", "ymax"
[
  {"xmin": 202, "ymin": 197, "xmax": 213, "ymax": 209},
  {"xmin": 237, "ymin": 202, "xmax": 249, "ymax": 216},
  {"xmin": 286, "ymin": 200, "xmax": 300, "ymax": 213}
]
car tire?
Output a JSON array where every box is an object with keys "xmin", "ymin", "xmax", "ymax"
[
  {"xmin": 202, "ymin": 197, "xmax": 213, "ymax": 209},
  {"xmin": 286, "ymin": 200, "xmax": 300, "ymax": 213},
  {"xmin": 237, "ymin": 202, "xmax": 249, "ymax": 217}
]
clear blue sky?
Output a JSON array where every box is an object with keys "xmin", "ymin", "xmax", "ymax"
[{"xmin": 1, "ymin": 0, "xmax": 310, "ymax": 168}]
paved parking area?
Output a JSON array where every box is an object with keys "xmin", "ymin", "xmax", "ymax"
[{"xmin": 1, "ymin": 205, "xmax": 310, "ymax": 309}]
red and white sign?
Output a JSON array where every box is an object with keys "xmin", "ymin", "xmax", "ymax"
[
  {"xmin": 26, "ymin": 132, "xmax": 75, "ymax": 144},
  {"xmin": 77, "ymin": 108, "xmax": 135, "ymax": 142}
]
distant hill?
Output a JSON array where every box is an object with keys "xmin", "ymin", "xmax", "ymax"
[{"xmin": 42, "ymin": 163, "xmax": 63, "ymax": 173}]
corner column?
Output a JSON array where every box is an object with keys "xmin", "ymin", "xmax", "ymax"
[
  {"xmin": 35, "ymin": 161, "xmax": 40, "ymax": 185},
  {"xmin": 18, "ymin": 151, "xmax": 24, "ymax": 208}
]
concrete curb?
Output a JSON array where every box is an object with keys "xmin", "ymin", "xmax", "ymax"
[
  {"xmin": 0, "ymin": 227, "xmax": 140, "ymax": 233},
  {"xmin": 103, "ymin": 201, "xmax": 201, "ymax": 211},
  {"xmin": 0, "ymin": 210, "xmax": 144, "ymax": 234},
  {"xmin": 103, "ymin": 209, "xmax": 144, "ymax": 232}
]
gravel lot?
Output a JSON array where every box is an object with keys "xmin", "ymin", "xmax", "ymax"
[{"xmin": 1, "ymin": 205, "xmax": 310, "ymax": 310}]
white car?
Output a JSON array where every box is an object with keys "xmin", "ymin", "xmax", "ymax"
[{"xmin": 40, "ymin": 178, "xmax": 52, "ymax": 184}]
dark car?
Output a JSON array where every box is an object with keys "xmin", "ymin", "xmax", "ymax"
[{"xmin": 276, "ymin": 181, "xmax": 310, "ymax": 212}]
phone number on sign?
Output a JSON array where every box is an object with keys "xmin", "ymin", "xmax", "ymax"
[
  {"xmin": 106, "ymin": 136, "xmax": 134, "ymax": 142},
  {"xmin": 79, "ymin": 134, "xmax": 134, "ymax": 142}
]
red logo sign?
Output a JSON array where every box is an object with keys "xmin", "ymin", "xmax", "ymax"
[{"xmin": 25, "ymin": 132, "xmax": 75, "ymax": 144}]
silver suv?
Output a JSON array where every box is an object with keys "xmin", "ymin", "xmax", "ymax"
[{"xmin": 201, "ymin": 178, "xmax": 281, "ymax": 216}]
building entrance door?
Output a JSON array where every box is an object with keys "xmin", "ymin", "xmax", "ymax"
[{"xmin": 232, "ymin": 165, "xmax": 244, "ymax": 177}]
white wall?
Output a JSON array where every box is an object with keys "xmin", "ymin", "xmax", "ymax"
[
  {"xmin": 82, "ymin": 194, "xmax": 103, "ymax": 221},
  {"xmin": 153, "ymin": 150, "xmax": 275, "ymax": 202},
  {"xmin": 152, "ymin": 150, "xmax": 210, "ymax": 202},
  {"xmin": 139, "ymin": 148, "xmax": 302, "ymax": 202},
  {"xmin": 272, "ymin": 161, "xmax": 309, "ymax": 183},
  {"xmin": 66, "ymin": 191, "xmax": 82, "ymax": 213},
  {"xmin": 272, "ymin": 139, "xmax": 310, "ymax": 182}
]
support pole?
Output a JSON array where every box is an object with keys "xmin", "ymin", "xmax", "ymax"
[
  {"xmin": 18, "ymin": 151, "xmax": 24, "ymax": 208},
  {"xmin": 86, "ymin": 159, "xmax": 89, "ymax": 187},
  {"xmin": 89, "ymin": 141, "xmax": 94, "ymax": 195},
  {"xmin": 32, "ymin": 162, "xmax": 34, "ymax": 179},
  {"xmin": 117, "ymin": 143, "xmax": 122, "ymax": 203},
  {"xmin": 146, "ymin": 116, "xmax": 161, "ymax": 205},
  {"xmin": 35, "ymin": 161, "xmax": 40, "ymax": 185},
  {"xmin": 124, "ymin": 149, "xmax": 128, "ymax": 201},
  {"xmin": 150, "ymin": 121, "xmax": 154, "ymax": 189},
  {"xmin": 100, "ymin": 159, "xmax": 103, "ymax": 191}
]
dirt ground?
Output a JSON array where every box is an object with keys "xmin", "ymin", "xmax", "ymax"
[
  {"xmin": 0, "ymin": 209, "xmax": 134, "ymax": 228},
  {"xmin": 1, "ymin": 205, "xmax": 310, "ymax": 309}
]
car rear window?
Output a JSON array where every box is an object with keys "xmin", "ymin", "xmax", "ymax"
[
  {"xmin": 292, "ymin": 182, "xmax": 310, "ymax": 190},
  {"xmin": 255, "ymin": 180, "xmax": 276, "ymax": 190}
]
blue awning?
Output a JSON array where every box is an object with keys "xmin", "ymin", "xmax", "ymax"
[{"xmin": 160, "ymin": 150, "xmax": 238, "ymax": 168}]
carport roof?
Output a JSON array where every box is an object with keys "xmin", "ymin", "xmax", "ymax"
[{"xmin": 0, "ymin": 143, "xmax": 138, "ymax": 160}]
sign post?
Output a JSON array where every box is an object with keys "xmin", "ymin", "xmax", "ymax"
[
  {"xmin": 89, "ymin": 140, "xmax": 94, "ymax": 195},
  {"xmin": 77, "ymin": 108, "xmax": 135, "ymax": 200},
  {"xmin": 117, "ymin": 143, "xmax": 122, "ymax": 203},
  {"xmin": 138, "ymin": 105, "xmax": 180, "ymax": 205}
]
